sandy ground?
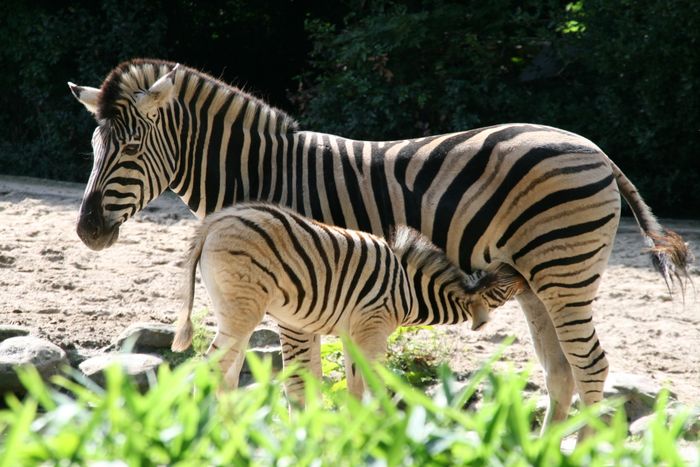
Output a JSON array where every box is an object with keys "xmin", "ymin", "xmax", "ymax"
[{"xmin": 1, "ymin": 175, "xmax": 699, "ymax": 404}]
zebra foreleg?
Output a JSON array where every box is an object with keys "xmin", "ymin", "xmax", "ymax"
[
  {"xmin": 279, "ymin": 326, "xmax": 321, "ymax": 407},
  {"xmin": 516, "ymin": 290, "xmax": 575, "ymax": 433},
  {"xmin": 344, "ymin": 326, "xmax": 392, "ymax": 399}
]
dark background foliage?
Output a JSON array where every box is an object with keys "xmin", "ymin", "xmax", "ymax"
[{"xmin": 1, "ymin": 0, "xmax": 697, "ymax": 217}]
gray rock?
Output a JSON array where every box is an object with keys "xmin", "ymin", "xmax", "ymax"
[
  {"xmin": 0, "ymin": 325, "xmax": 30, "ymax": 342},
  {"xmin": 79, "ymin": 353, "xmax": 164, "ymax": 392},
  {"xmin": 604, "ymin": 372, "xmax": 675, "ymax": 422},
  {"xmin": 248, "ymin": 327, "xmax": 280, "ymax": 348},
  {"xmin": 679, "ymin": 444, "xmax": 699, "ymax": 466},
  {"xmin": 114, "ymin": 322, "xmax": 175, "ymax": 352},
  {"xmin": 66, "ymin": 347, "xmax": 103, "ymax": 367},
  {"xmin": 628, "ymin": 413, "xmax": 654, "ymax": 436},
  {"xmin": 0, "ymin": 336, "xmax": 68, "ymax": 394},
  {"xmin": 630, "ymin": 404, "xmax": 700, "ymax": 441},
  {"xmin": 533, "ymin": 395, "xmax": 550, "ymax": 422},
  {"xmin": 243, "ymin": 347, "xmax": 283, "ymax": 371},
  {"xmin": 680, "ymin": 409, "xmax": 700, "ymax": 441}
]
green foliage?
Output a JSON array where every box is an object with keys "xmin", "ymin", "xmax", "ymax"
[
  {"xmin": 190, "ymin": 308, "xmax": 215, "ymax": 356},
  {"xmin": 1, "ymin": 347, "xmax": 697, "ymax": 465},
  {"xmin": 556, "ymin": 0, "xmax": 700, "ymax": 217},
  {"xmin": 156, "ymin": 308, "xmax": 213, "ymax": 366},
  {"xmin": 299, "ymin": 0, "xmax": 558, "ymax": 139},
  {"xmin": 320, "ymin": 326, "xmax": 444, "ymax": 390},
  {"xmin": 0, "ymin": 1, "xmax": 331, "ymax": 183},
  {"xmin": 0, "ymin": 1, "xmax": 170, "ymax": 181},
  {"xmin": 320, "ymin": 337, "xmax": 348, "ymax": 391},
  {"xmin": 387, "ymin": 325, "xmax": 446, "ymax": 387},
  {"xmin": 298, "ymin": 0, "xmax": 700, "ymax": 217}
]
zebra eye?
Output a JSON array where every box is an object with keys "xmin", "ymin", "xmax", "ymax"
[{"xmin": 122, "ymin": 143, "xmax": 140, "ymax": 156}]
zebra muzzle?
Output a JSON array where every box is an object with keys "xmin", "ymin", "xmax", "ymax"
[
  {"xmin": 470, "ymin": 300, "xmax": 490, "ymax": 331},
  {"xmin": 76, "ymin": 191, "xmax": 120, "ymax": 251}
]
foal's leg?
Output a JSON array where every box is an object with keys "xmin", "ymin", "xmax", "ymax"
[
  {"xmin": 279, "ymin": 325, "xmax": 321, "ymax": 407},
  {"xmin": 344, "ymin": 321, "xmax": 393, "ymax": 399},
  {"xmin": 207, "ymin": 295, "xmax": 265, "ymax": 389},
  {"xmin": 200, "ymin": 252, "xmax": 268, "ymax": 390}
]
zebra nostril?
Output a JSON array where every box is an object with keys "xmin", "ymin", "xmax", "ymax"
[
  {"xmin": 89, "ymin": 225, "xmax": 100, "ymax": 239},
  {"xmin": 77, "ymin": 215, "xmax": 101, "ymax": 241},
  {"xmin": 87, "ymin": 217, "xmax": 101, "ymax": 238},
  {"xmin": 77, "ymin": 190, "xmax": 106, "ymax": 245}
]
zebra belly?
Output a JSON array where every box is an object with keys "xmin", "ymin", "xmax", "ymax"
[{"xmin": 268, "ymin": 302, "xmax": 356, "ymax": 338}]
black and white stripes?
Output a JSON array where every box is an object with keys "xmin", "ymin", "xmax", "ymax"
[{"xmin": 171, "ymin": 203, "xmax": 524, "ymax": 397}]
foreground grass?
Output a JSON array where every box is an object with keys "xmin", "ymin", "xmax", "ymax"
[{"xmin": 0, "ymin": 344, "xmax": 697, "ymax": 466}]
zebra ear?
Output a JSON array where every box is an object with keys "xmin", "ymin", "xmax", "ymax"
[
  {"xmin": 135, "ymin": 64, "xmax": 179, "ymax": 116},
  {"xmin": 68, "ymin": 82, "xmax": 100, "ymax": 114}
]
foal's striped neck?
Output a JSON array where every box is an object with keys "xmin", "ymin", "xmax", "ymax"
[{"xmin": 390, "ymin": 226, "xmax": 475, "ymax": 326}]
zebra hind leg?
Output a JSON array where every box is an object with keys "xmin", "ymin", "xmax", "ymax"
[
  {"xmin": 278, "ymin": 326, "xmax": 322, "ymax": 408},
  {"xmin": 548, "ymin": 297, "xmax": 609, "ymax": 441},
  {"xmin": 206, "ymin": 326, "xmax": 255, "ymax": 390},
  {"xmin": 516, "ymin": 290, "xmax": 575, "ymax": 433},
  {"xmin": 207, "ymin": 296, "xmax": 266, "ymax": 390},
  {"xmin": 531, "ymin": 270, "xmax": 611, "ymax": 440}
]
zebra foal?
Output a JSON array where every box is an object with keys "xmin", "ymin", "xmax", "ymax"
[{"xmin": 171, "ymin": 203, "xmax": 524, "ymax": 398}]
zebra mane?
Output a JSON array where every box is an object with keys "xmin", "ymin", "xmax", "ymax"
[
  {"xmin": 96, "ymin": 58, "xmax": 298, "ymax": 131},
  {"xmin": 389, "ymin": 225, "xmax": 472, "ymax": 287}
]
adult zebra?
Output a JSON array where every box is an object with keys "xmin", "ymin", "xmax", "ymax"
[{"xmin": 68, "ymin": 59, "xmax": 691, "ymax": 434}]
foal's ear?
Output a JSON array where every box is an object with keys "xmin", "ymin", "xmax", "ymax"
[
  {"xmin": 68, "ymin": 82, "xmax": 100, "ymax": 114},
  {"xmin": 135, "ymin": 64, "xmax": 179, "ymax": 116}
]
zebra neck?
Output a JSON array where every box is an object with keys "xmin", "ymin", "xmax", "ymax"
[
  {"xmin": 401, "ymin": 270, "xmax": 470, "ymax": 327},
  {"xmin": 170, "ymin": 89, "xmax": 298, "ymax": 218},
  {"xmin": 167, "ymin": 80, "xmax": 385, "ymax": 229}
]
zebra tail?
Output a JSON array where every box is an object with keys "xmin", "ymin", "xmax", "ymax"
[
  {"xmin": 609, "ymin": 159, "xmax": 695, "ymax": 296},
  {"xmin": 171, "ymin": 223, "xmax": 207, "ymax": 352}
]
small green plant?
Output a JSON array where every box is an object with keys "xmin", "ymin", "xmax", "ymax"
[
  {"xmin": 156, "ymin": 308, "xmax": 212, "ymax": 367},
  {"xmin": 190, "ymin": 308, "xmax": 215, "ymax": 356},
  {"xmin": 320, "ymin": 337, "xmax": 347, "ymax": 391},
  {"xmin": 320, "ymin": 326, "xmax": 445, "ymax": 391},
  {"xmin": 387, "ymin": 325, "xmax": 446, "ymax": 387}
]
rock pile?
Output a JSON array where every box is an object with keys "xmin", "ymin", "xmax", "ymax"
[{"xmin": 0, "ymin": 322, "xmax": 283, "ymax": 396}]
